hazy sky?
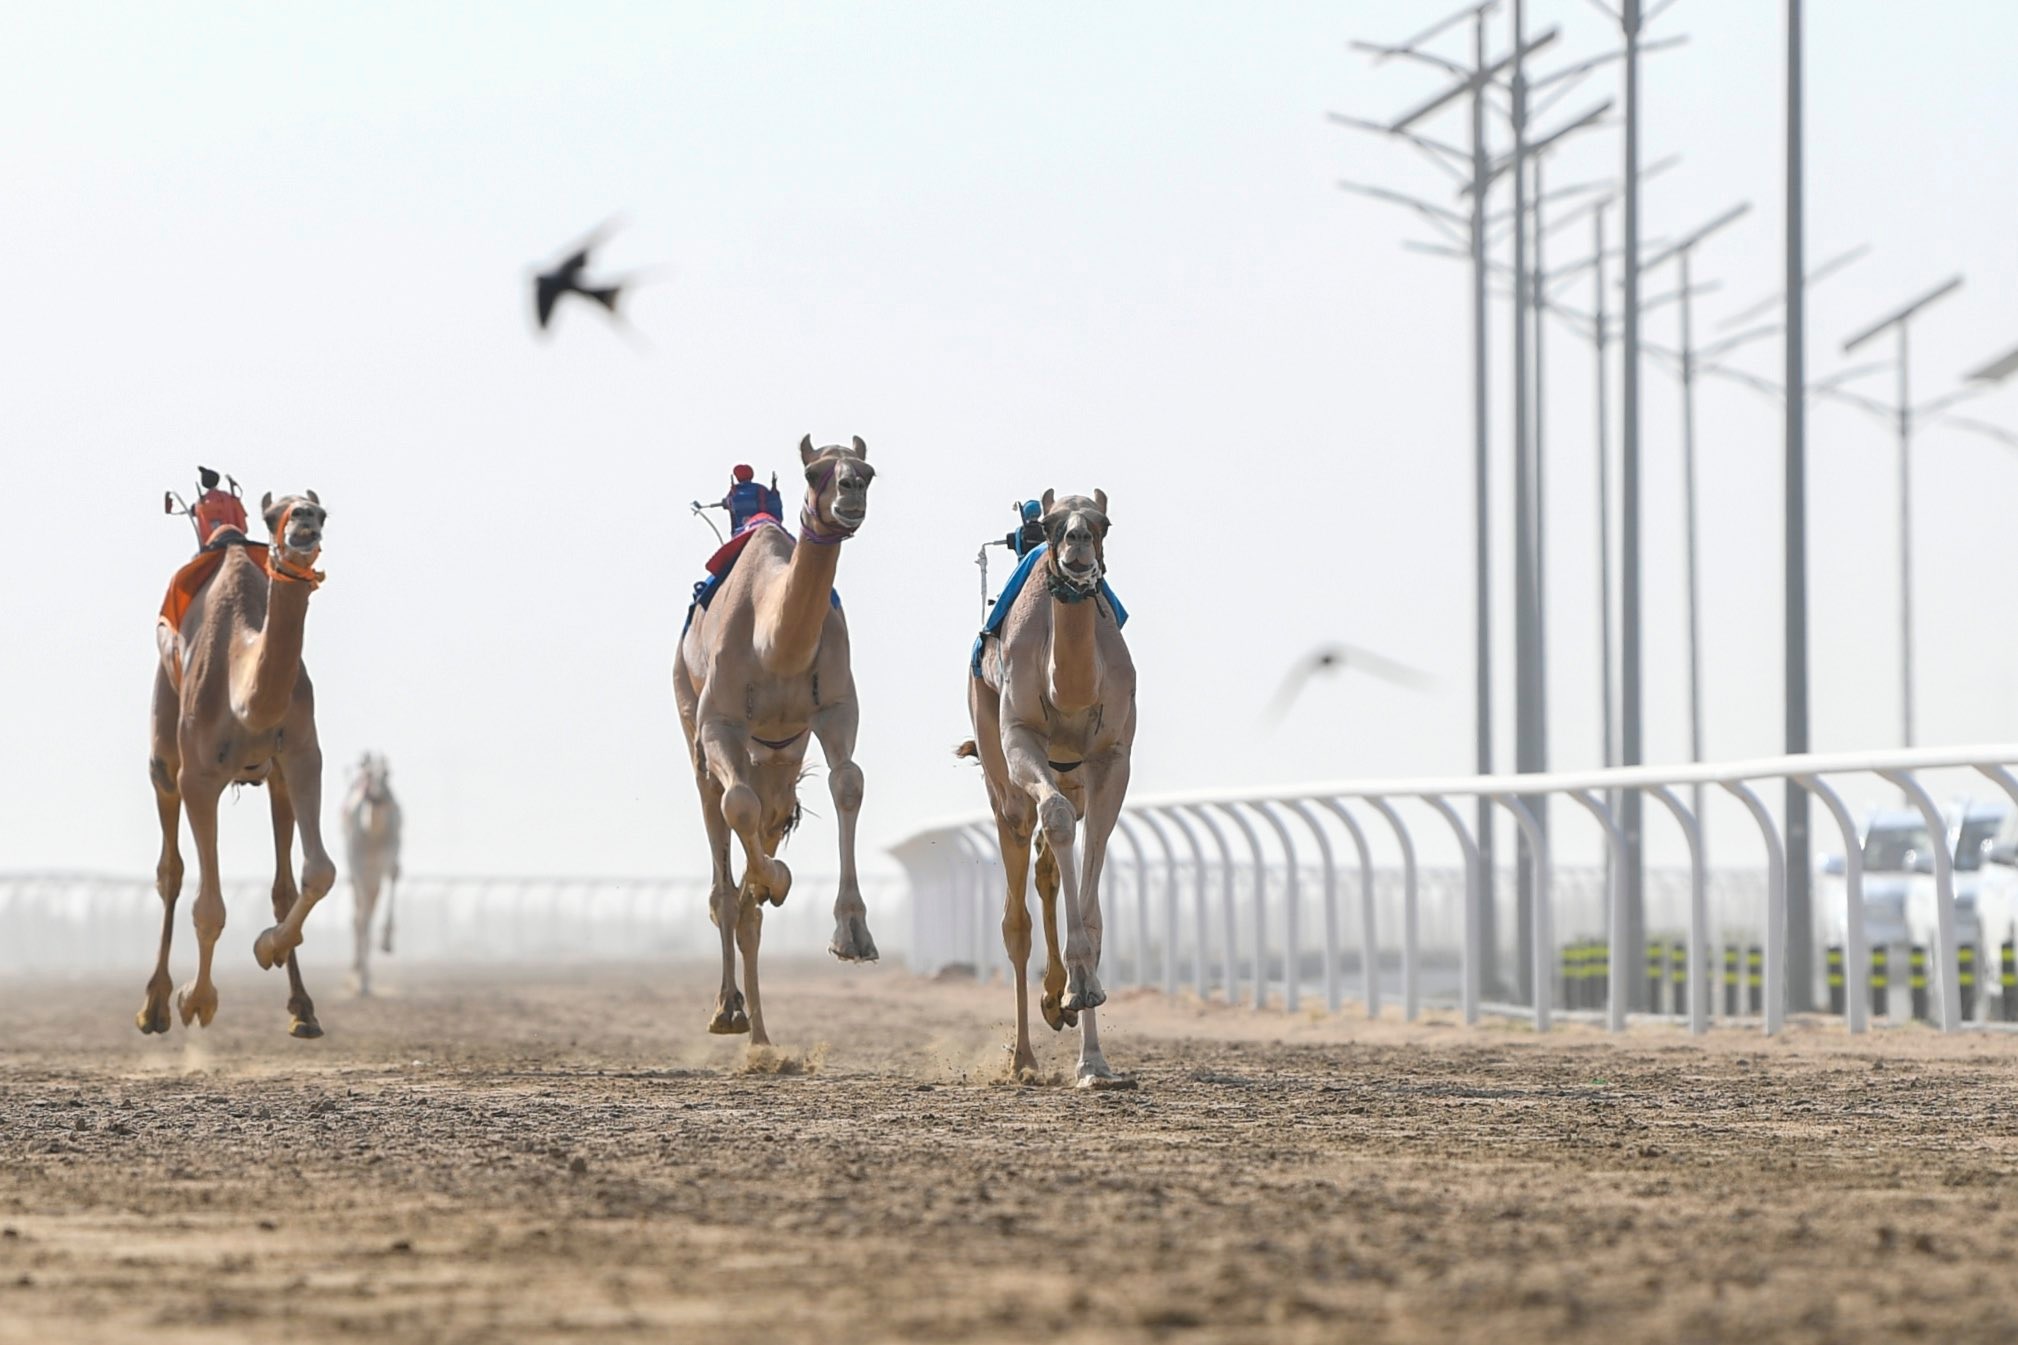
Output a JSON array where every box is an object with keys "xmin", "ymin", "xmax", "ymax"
[{"xmin": 4, "ymin": 1, "xmax": 2017, "ymax": 885}]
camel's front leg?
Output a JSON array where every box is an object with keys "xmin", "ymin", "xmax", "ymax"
[
  {"xmin": 1070, "ymin": 753, "xmax": 1132, "ymax": 1087},
  {"xmin": 348, "ymin": 867, "xmax": 380, "ymax": 998},
  {"xmin": 1004, "ymin": 723, "xmax": 1100, "ymax": 1016},
  {"xmin": 992, "ymin": 811, "xmax": 1040, "ymax": 1078},
  {"xmin": 698, "ymin": 715, "xmax": 791, "ymax": 909},
  {"xmin": 268, "ymin": 768, "xmax": 323, "ymax": 1037},
  {"xmin": 139, "ymin": 728, "xmax": 183, "ymax": 1034},
  {"xmin": 736, "ymin": 898, "xmax": 770, "ymax": 1047},
  {"xmin": 175, "ymin": 778, "xmax": 227, "ymax": 1028},
  {"xmin": 254, "ymin": 744, "xmax": 336, "ymax": 976},
  {"xmin": 1033, "ymin": 836, "xmax": 1071, "ymax": 1032},
  {"xmin": 812, "ymin": 702, "xmax": 876, "ymax": 962}
]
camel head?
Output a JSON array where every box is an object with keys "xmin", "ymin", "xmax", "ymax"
[
  {"xmin": 351, "ymin": 753, "xmax": 393, "ymax": 807},
  {"xmin": 1039, "ymin": 488, "xmax": 1110, "ymax": 598},
  {"xmin": 796, "ymin": 435, "xmax": 875, "ymax": 543},
  {"xmin": 260, "ymin": 489, "xmax": 327, "ymax": 566}
]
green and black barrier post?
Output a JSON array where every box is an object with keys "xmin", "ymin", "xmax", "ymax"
[
  {"xmin": 1647, "ymin": 939, "xmax": 1667, "ymax": 1016},
  {"xmin": 1958, "ymin": 944, "xmax": 1978, "ymax": 1021},
  {"xmin": 2001, "ymin": 938, "xmax": 2017, "ymax": 1023},
  {"xmin": 1826, "ymin": 944, "xmax": 1845, "ymax": 1017},
  {"xmin": 1669, "ymin": 940, "xmax": 1688, "ymax": 1017},
  {"xmin": 1909, "ymin": 944, "xmax": 1930, "ymax": 1023},
  {"xmin": 1746, "ymin": 944, "xmax": 1764, "ymax": 1016},
  {"xmin": 1871, "ymin": 946, "xmax": 1889, "ymax": 1021},
  {"xmin": 1723, "ymin": 944, "xmax": 1740, "ymax": 1017}
]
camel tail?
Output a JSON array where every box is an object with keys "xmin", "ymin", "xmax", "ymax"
[{"xmin": 954, "ymin": 740, "xmax": 980, "ymax": 762}]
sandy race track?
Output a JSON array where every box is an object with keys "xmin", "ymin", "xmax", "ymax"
[{"xmin": 7, "ymin": 959, "xmax": 2018, "ymax": 1344}]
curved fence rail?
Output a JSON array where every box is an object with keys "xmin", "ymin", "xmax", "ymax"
[
  {"xmin": 890, "ymin": 744, "xmax": 2018, "ymax": 1035},
  {"xmin": 0, "ymin": 874, "xmax": 905, "ymax": 976}
]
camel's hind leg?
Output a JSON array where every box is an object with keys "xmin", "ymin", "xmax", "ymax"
[
  {"xmin": 139, "ymin": 673, "xmax": 183, "ymax": 1035},
  {"xmin": 698, "ymin": 715, "xmax": 792, "ymax": 909},
  {"xmin": 993, "ymin": 811, "xmax": 1040, "ymax": 1078},
  {"xmin": 348, "ymin": 867, "xmax": 381, "ymax": 999},
  {"xmin": 254, "ymin": 741, "xmax": 336, "ymax": 976},
  {"xmin": 1068, "ymin": 753, "xmax": 1132, "ymax": 1087},
  {"xmin": 268, "ymin": 767, "xmax": 323, "ymax": 1037},
  {"xmin": 813, "ymin": 701, "xmax": 877, "ymax": 962}
]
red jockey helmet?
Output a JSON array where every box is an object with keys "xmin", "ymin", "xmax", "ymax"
[{"xmin": 732, "ymin": 463, "xmax": 755, "ymax": 483}]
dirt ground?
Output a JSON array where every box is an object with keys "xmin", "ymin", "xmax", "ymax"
[{"xmin": 7, "ymin": 959, "xmax": 2018, "ymax": 1344}]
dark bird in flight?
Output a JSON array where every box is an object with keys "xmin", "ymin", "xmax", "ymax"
[
  {"xmin": 532, "ymin": 223, "xmax": 628, "ymax": 331},
  {"xmin": 1264, "ymin": 642, "xmax": 1436, "ymax": 725}
]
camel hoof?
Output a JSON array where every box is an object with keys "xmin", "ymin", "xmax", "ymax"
[
  {"xmin": 289, "ymin": 1016, "xmax": 323, "ymax": 1039},
  {"xmin": 253, "ymin": 927, "xmax": 285, "ymax": 970},
  {"xmin": 762, "ymin": 861, "xmax": 794, "ymax": 908},
  {"xmin": 828, "ymin": 914, "xmax": 879, "ymax": 963},
  {"xmin": 1040, "ymin": 992, "xmax": 1072, "ymax": 1032},
  {"xmin": 176, "ymin": 982, "xmax": 218, "ymax": 1028},
  {"xmin": 709, "ymin": 992, "xmax": 750, "ymax": 1036},
  {"xmin": 136, "ymin": 1001, "xmax": 171, "ymax": 1035},
  {"xmin": 1062, "ymin": 967, "xmax": 1106, "ymax": 1015},
  {"xmin": 1075, "ymin": 1070, "xmax": 1137, "ymax": 1091}
]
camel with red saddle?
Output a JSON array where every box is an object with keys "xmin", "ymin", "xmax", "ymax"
[
  {"xmin": 674, "ymin": 435, "xmax": 879, "ymax": 1045},
  {"xmin": 143, "ymin": 488, "xmax": 333, "ymax": 1037}
]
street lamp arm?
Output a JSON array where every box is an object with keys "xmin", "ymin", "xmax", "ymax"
[
  {"xmin": 1385, "ymin": 0, "xmax": 1501, "ymax": 61},
  {"xmin": 1466, "ymin": 99, "xmax": 1613, "ymax": 193},
  {"xmin": 1338, "ymin": 180, "xmax": 1471, "ymax": 246},
  {"xmin": 1530, "ymin": 34, "xmax": 1688, "ymax": 93},
  {"xmin": 1641, "ymin": 279, "xmax": 1723, "ymax": 314},
  {"xmin": 1641, "ymin": 201, "xmax": 1752, "ymax": 273},
  {"xmin": 1717, "ymin": 242, "xmax": 1870, "ymax": 331},
  {"xmin": 1326, "ymin": 111, "xmax": 1470, "ymax": 166},
  {"xmin": 1842, "ymin": 276, "xmax": 1964, "ymax": 354},
  {"xmin": 1349, "ymin": 40, "xmax": 1472, "ymax": 81},
  {"xmin": 1915, "ymin": 383, "xmax": 1990, "ymax": 421},
  {"xmin": 1934, "ymin": 414, "xmax": 2018, "ymax": 451},
  {"xmin": 1696, "ymin": 322, "xmax": 1781, "ymax": 363}
]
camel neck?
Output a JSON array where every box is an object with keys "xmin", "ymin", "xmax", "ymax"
[
  {"xmin": 235, "ymin": 560, "xmax": 313, "ymax": 731},
  {"xmin": 758, "ymin": 530, "xmax": 842, "ymax": 676},
  {"xmin": 1047, "ymin": 591, "xmax": 1101, "ymax": 711}
]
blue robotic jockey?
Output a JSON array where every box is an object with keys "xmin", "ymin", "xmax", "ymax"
[{"xmin": 723, "ymin": 464, "xmax": 785, "ymax": 537}]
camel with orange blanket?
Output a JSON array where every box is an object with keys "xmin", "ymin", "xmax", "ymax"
[{"xmin": 141, "ymin": 489, "xmax": 334, "ymax": 1037}]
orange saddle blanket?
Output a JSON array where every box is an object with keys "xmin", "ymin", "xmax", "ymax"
[{"xmin": 158, "ymin": 536, "xmax": 271, "ymax": 633}]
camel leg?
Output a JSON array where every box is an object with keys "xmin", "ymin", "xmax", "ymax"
[
  {"xmin": 813, "ymin": 703, "xmax": 877, "ymax": 962},
  {"xmin": 736, "ymin": 898, "xmax": 770, "ymax": 1047},
  {"xmin": 1004, "ymin": 724, "xmax": 1101, "ymax": 1017},
  {"xmin": 380, "ymin": 870, "xmax": 397, "ymax": 955},
  {"xmin": 676, "ymin": 655, "xmax": 749, "ymax": 1034},
  {"xmin": 268, "ymin": 767, "xmax": 323, "ymax": 1036},
  {"xmin": 349, "ymin": 868, "xmax": 379, "ymax": 998},
  {"xmin": 1070, "ymin": 755, "xmax": 1131, "ymax": 1085},
  {"xmin": 994, "ymin": 812, "xmax": 1039, "ymax": 1078},
  {"xmin": 139, "ymin": 690, "xmax": 184, "ymax": 1035},
  {"xmin": 1033, "ymin": 835, "xmax": 1072, "ymax": 1031},
  {"xmin": 175, "ymin": 780, "xmax": 227, "ymax": 1028},
  {"xmin": 254, "ymin": 742, "xmax": 336, "ymax": 973},
  {"xmin": 699, "ymin": 715, "xmax": 792, "ymax": 909}
]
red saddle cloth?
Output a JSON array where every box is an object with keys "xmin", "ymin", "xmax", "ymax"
[
  {"xmin": 159, "ymin": 536, "xmax": 271, "ymax": 631},
  {"xmin": 704, "ymin": 515, "xmax": 783, "ymax": 576}
]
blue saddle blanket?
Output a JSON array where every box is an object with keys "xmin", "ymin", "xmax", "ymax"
[
  {"xmin": 970, "ymin": 542, "xmax": 1127, "ymax": 678},
  {"xmin": 683, "ymin": 524, "xmax": 840, "ymax": 636}
]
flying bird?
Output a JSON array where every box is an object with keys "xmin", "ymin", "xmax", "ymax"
[
  {"xmin": 532, "ymin": 223, "xmax": 630, "ymax": 332},
  {"xmin": 1263, "ymin": 642, "xmax": 1436, "ymax": 725}
]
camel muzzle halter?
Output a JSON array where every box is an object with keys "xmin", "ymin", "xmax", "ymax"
[
  {"xmin": 1044, "ymin": 517, "xmax": 1104, "ymax": 602},
  {"xmin": 268, "ymin": 501, "xmax": 326, "ymax": 589}
]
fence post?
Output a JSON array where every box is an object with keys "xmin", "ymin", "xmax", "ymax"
[
  {"xmin": 1214, "ymin": 803, "xmax": 1270, "ymax": 1011},
  {"xmin": 1566, "ymin": 789, "xmax": 1628, "ymax": 1031},
  {"xmin": 1721, "ymin": 780, "xmax": 1788, "ymax": 1035},
  {"xmin": 1283, "ymin": 800, "xmax": 1341, "ymax": 1014},
  {"xmin": 1881, "ymin": 770, "xmax": 1962, "ymax": 1033},
  {"xmin": 1113, "ymin": 816, "xmax": 1152, "ymax": 990},
  {"xmin": 1364, "ymin": 797, "xmax": 1420, "ymax": 1022},
  {"xmin": 1496, "ymin": 793, "xmax": 1553, "ymax": 1032},
  {"xmin": 1133, "ymin": 810, "xmax": 1182, "ymax": 998},
  {"xmin": 1185, "ymin": 805, "xmax": 1240, "ymax": 1004},
  {"xmin": 1798, "ymin": 774, "xmax": 1869, "ymax": 1033},
  {"xmin": 1157, "ymin": 807, "xmax": 1212, "ymax": 999},
  {"xmin": 1317, "ymin": 799, "xmax": 1379, "ymax": 1019},
  {"xmin": 1420, "ymin": 794, "xmax": 1482, "ymax": 1025}
]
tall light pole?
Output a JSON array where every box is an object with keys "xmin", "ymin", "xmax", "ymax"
[
  {"xmin": 1841, "ymin": 276, "xmax": 1964, "ymax": 748},
  {"xmin": 1783, "ymin": 0, "xmax": 1813, "ymax": 1012},
  {"xmin": 1342, "ymin": 4, "xmax": 1557, "ymax": 999},
  {"xmin": 1640, "ymin": 201, "xmax": 1750, "ymax": 838}
]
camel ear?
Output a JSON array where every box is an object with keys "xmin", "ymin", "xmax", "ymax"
[
  {"xmin": 261, "ymin": 491, "xmax": 274, "ymax": 512},
  {"xmin": 1093, "ymin": 488, "xmax": 1108, "ymax": 517},
  {"xmin": 851, "ymin": 435, "xmax": 868, "ymax": 458},
  {"xmin": 306, "ymin": 489, "xmax": 320, "ymax": 506},
  {"xmin": 799, "ymin": 434, "xmax": 817, "ymax": 466},
  {"xmin": 1041, "ymin": 489, "xmax": 1055, "ymax": 511}
]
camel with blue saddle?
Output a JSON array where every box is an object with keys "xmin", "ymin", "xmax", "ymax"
[
  {"xmin": 673, "ymin": 435, "xmax": 880, "ymax": 1045},
  {"xmin": 960, "ymin": 489, "xmax": 1136, "ymax": 1086}
]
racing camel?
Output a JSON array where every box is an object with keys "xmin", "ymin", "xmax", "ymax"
[
  {"xmin": 341, "ymin": 753, "xmax": 402, "ymax": 996},
  {"xmin": 674, "ymin": 435, "xmax": 879, "ymax": 1045},
  {"xmin": 962, "ymin": 490, "xmax": 1136, "ymax": 1086},
  {"xmin": 143, "ymin": 489, "xmax": 334, "ymax": 1037}
]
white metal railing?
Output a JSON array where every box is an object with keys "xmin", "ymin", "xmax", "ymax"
[
  {"xmin": 890, "ymin": 744, "xmax": 2018, "ymax": 1036},
  {"xmin": 0, "ymin": 873, "xmax": 905, "ymax": 975}
]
